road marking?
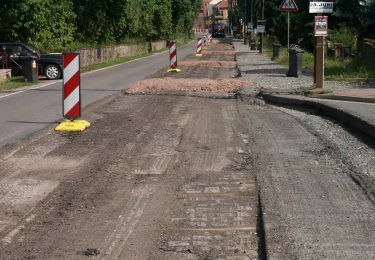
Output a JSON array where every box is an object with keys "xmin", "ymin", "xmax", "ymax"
[{"xmin": 0, "ymin": 81, "xmax": 59, "ymax": 100}]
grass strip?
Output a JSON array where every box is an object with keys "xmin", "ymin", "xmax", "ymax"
[{"xmin": 0, "ymin": 78, "xmax": 33, "ymax": 91}]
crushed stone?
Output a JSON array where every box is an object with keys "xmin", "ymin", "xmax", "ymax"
[
  {"xmin": 179, "ymin": 61, "xmax": 237, "ymax": 69},
  {"xmin": 125, "ymin": 78, "xmax": 255, "ymax": 94}
]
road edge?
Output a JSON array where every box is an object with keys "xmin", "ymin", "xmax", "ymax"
[{"xmin": 261, "ymin": 93, "xmax": 375, "ymax": 141}]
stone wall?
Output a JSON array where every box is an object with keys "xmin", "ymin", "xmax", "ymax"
[
  {"xmin": 150, "ymin": 41, "xmax": 167, "ymax": 52},
  {"xmin": 75, "ymin": 44, "xmax": 141, "ymax": 67},
  {"xmin": 75, "ymin": 41, "xmax": 166, "ymax": 68}
]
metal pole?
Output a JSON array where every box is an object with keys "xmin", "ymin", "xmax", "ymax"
[
  {"xmin": 260, "ymin": 0, "xmax": 265, "ymax": 53},
  {"xmin": 288, "ymin": 12, "xmax": 290, "ymax": 59},
  {"xmin": 245, "ymin": 0, "xmax": 247, "ymax": 31}
]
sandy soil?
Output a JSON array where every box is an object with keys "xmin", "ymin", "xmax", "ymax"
[
  {"xmin": 178, "ymin": 60, "xmax": 238, "ymax": 68},
  {"xmin": 126, "ymin": 78, "xmax": 254, "ymax": 94}
]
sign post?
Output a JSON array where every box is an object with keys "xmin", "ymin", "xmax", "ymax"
[
  {"xmin": 310, "ymin": 1, "xmax": 333, "ymax": 89},
  {"xmin": 279, "ymin": 0, "xmax": 299, "ymax": 59},
  {"xmin": 257, "ymin": 20, "xmax": 266, "ymax": 53}
]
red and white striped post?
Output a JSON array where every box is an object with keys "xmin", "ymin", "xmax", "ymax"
[
  {"xmin": 196, "ymin": 38, "xmax": 203, "ymax": 56},
  {"xmin": 167, "ymin": 40, "xmax": 181, "ymax": 72},
  {"xmin": 63, "ymin": 53, "xmax": 81, "ymax": 119},
  {"xmin": 208, "ymin": 34, "xmax": 212, "ymax": 45},
  {"xmin": 55, "ymin": 53, "xmax": 90, "ymax": 131}
]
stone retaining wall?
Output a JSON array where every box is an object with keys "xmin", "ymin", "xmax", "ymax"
[
  {"xmin": 75, "ymin": 41, "xmax": 166, "ymax": 68},
  {"xmin": 150, "ymin": 41, "xmax": 167, "ymax": 52},
  {"xmin": 75, "ymin": 44, "xmax": 141, "ymax": 67}
]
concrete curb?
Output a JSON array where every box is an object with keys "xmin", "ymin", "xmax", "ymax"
[
  {"xmin": 261, "ymin": 93, "xmax": 375, "ymax": 141},
  {"xmin": 310, "ymin": 94, "xmax": 375, "ymax": 104}
]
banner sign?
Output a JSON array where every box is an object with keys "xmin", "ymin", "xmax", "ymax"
[
  {"xmin": 309, "ymin": 1, "xmax": 333, "ymax": 13},
  {"xmin": 314, "ymin": 16, "xmax": 328, "ymax": 36}
]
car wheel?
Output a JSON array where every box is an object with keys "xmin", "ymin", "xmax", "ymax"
[{"xmin": 45, "ymin": 64, "xmax": 61, "ymax": 80}]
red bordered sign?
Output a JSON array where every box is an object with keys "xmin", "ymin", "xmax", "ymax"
[{"xmin": 279, "ymin": 0, "xmax": 299, "ymax": 12}]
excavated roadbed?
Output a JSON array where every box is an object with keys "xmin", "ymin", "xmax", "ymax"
[{"xmin": 0, "ymin": 39, "xmax": 374, "ymax": 260}]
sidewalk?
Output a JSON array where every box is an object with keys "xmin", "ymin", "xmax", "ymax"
[{"xmin": 233, "ymin": 39, "xmax": 375, "ymax": 140}]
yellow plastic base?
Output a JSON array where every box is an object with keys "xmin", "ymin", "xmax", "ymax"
[
  {"xmin": 167, "ymin": 68, "xmax": 181, "ymax": 73},
  {"xmin": 196, "ymin": 54, "xmax": 203, "ymax": 57},
  {"xmin": 55, "ymin": 120, "xmax": 91, "ymax": 132}
]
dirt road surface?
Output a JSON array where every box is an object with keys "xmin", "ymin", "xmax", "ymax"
[{"xmin": 0, "ymin": 38, "xmax": 374, "ymax": 260}]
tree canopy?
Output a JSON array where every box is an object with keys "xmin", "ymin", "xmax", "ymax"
[
  {"xmin": 0, "ymin": 0, "xmax": 202, "ymax": 50},
  {"xmin": 232, "ymin": 0, "xmax": 375, "ymax": 50}
]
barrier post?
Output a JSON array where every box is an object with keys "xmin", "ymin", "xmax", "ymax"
[
  {"xmin": 55, "ymin": 53, "xmax": 90, "ymax": 132},
  {"xmin": 167, "ymin": 40, "xmax": 181, "ymax": 73},
  {"xmin": 196, "ymin": 38, "xmax": 203, "ymax": 57}
]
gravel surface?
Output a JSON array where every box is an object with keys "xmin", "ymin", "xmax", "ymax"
[
  {"xmin": 126, "ymin": 78, "xmax": 254, "ymax": 94},
  {"xmin": 179, "ymin": 60, "xmax": 237, "ymax": 68},
  {"xmin": 233, "ymin": 39, "xmax": 375, "ymax": 92},
  {"xmin": 201, "ymin": 50, "xmax": 236, "ymax": 56},
  {"xmin": 273, "ymin": 105, "xmax": 375, "ymax": 201}
]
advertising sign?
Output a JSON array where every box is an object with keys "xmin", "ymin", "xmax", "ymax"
[
  {"xmin": 257, "ymin": 20, "xmax": 266, "ymax": 33},
  {"xmin": 309, "ymin": 1, "xmax": 333, "ymax": 13},
  {"xmin": 314, "ymin": 16, "xmax": 328, "ymax": 36}
]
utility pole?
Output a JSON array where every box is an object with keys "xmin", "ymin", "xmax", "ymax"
[
  {"xmin": 245, "ymin": 0, "xmax": 247, "ymax": 42},
  {"xmin": 259, "ymin": 0, "xmax": 265, "ymax": 53}
]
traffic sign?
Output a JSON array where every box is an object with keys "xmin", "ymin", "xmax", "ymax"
[
  {"xmin": 257, "ymin": 20, "xmax": 266, "ymax": 34},
  {"xmin": 279, "ymin": 0, "xmax": 299, "ymax": 12},
  {"xmin": 309, "ymin": 1, "xmax": 333, "ymax": 14}
]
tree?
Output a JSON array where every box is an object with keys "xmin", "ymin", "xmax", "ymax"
[{"xmin": 0, "ymin": 0, "xmax": 76, "ymax": 50}]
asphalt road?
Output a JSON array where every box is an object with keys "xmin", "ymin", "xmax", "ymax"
[{"xmin": 0, "ymin": 42, "xmax": 195, "ymax": 147}]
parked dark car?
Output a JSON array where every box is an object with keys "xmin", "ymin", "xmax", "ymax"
[
  {"xmin": 0, "ymin": 43, "xmax": 63, "ymax": 80},
  {"xmin": 212, "ymin": 24, "xmax": 226, "ymax": 38},
  {"xmin": 213, "ymin": 29, "xmax": 226, "ymax": 38}
]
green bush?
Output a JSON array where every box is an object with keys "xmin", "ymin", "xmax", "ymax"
[{"xmin": 329, "ymin": 27, "xmax": 358, "ymax": 49}]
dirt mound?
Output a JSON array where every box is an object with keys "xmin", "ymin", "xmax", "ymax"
[
  {"xmin": 209, "ymin": 44, "xmax": 234, "ymax": 50},
  {"xmin": 202, "ymin": 51, "xmax": 236, "ymax": 56},
  {"xmin": 179, "ymin": 61, "xmax": 237, "ymax": 68},
  {"xmin": 125, "ymin": 78, "xmax": 255, "ymax": 94}
]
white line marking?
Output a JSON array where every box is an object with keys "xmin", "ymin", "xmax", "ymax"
[{"xmin": 0, "ymin": 81, "xmax": 59, "ymax": 100}]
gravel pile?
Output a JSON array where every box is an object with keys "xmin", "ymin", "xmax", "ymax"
[
  {"xmin": 209, "ymin": 43, "xmax": 234, "ymax": 50},
  {"xmin": 179, "ymin": 60, "xmax": 237, "ymax": 69},
  {"xmin": 126, "ymin": 78, "xmax": 254, "ymax": 94},
  {"xmin": 202, "ymin": 50, "xmax": 236, "ymax": 56},
  {"xmin": 233, "ymin": 40, "xmax": 375, "ymax": 92}
]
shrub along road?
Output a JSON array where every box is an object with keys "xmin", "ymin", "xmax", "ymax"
[{"xmin": 0, "ymin": 39, "xmax": 374, "ymax": 259}]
